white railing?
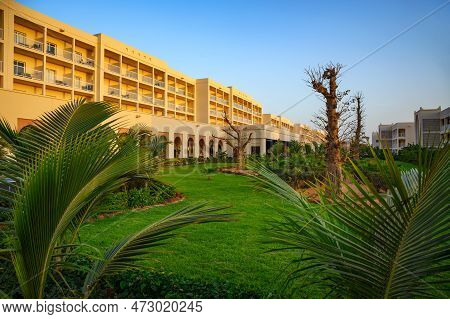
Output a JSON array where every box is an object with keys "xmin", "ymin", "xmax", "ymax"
[
  {"xmin": 168, "ymin": 102, "xmax": 175, "ymax": 110},
  {"xmin": 140, "ymin": 95, "xmax": 153, "ymax": 104},
  {"xmin": 210, "ymin": 109, "xmax": 217, "ymax": 116},
  {"xmin": 105, "ymin": 63, "xmax": 120, "ymax": 75},
  {"xmin": 218, "ymin": 98, "xmax": 228, "ymax": 105},
  {"xmin": 47, "ymin": 74, "xmax": 72, "ymax": 87},
  {"xmin": 14, "ymin": 68, "xmax": 43, "ymax": 80},
  {"xmin": 233, "ymin": 102, "xmax": 243, "ymax": 110},
  {"xmin": 47, "ymin": 47, "xmax": 73, "ymax": 61},
  {"xmin": 74, "ymin": 79, "xmax": 94, "ymax": 92},
  {"xmin": 154, "ymin": 98, "xmax": 165, "ymax": 106},
  {"xmin": 122, "ymin": 90, "xmax": 138, "ymax": 101},
  {"xmin": 154, "ymin": 80, "xmax": 165, "ymax": 88},
  {"xmin": 75, "ymin": 54, "xmax": 95, "ymax": 67},
  {"xmin": 176, "ymin": 88, "xmax": 186, "ymax": 96},
  {"xmin": 176, "ymin": 105, "xmax": 186, "ymax": 112},
  {"xmin": 106, "ymin": 87, "xmax": 120, "ymax": 97},
  {"xmin": 187, "ymin": 92, "xmax": 194, "ymax": 98},
  {"xmin": 168, "ymin": 85, "xmax": 175, "ymax": 92},
  {"xmin": 244, "ymin": 107, "xmax": 252, "ymax": 113},
  {"xmin": 141, "ymin": 74, "xmax": 153, "ymax": 85},
  {"xmin": 123, "ymin": 69, "xmax": 138, "ymax": 80},
  {"xmin": 14, "ymin": 33, "xmax": 43, "ymax": 52},
  {"xmin": 210, "ymin": 95, "xmax": 217, "ymax": 101}
]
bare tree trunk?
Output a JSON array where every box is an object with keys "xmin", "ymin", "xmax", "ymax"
[
  {"xmin": 326, "ymin": 100, "xmax": 342, "ymax": 186},
  {"xmin": 350, "ymin": 92, "xmax": 365, "ymax": 161}
]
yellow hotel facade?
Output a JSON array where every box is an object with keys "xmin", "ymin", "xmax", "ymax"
[{"xmin": 0, "ymin": 1, "xmax": 322, "ymax": 158}]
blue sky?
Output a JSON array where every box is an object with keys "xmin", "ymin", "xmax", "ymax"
[{"xmin": 20, "ymin": 0, "xmax": 450, "ymax": 136}]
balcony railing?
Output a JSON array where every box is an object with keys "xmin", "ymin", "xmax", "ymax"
[
  {"xmin": 154, "ymin": 80, "xmax": 165, "ymax": 88},
  {"xmin": 187, "ymin": 92, "xmax": 194, "ymax": 98},
  {"xmin": 187, "ymin": 108, "xmax": 194, "ymax": 113},
  {"xmin": 14, "ymin": 68, "xmax": 43, "ymax": 81},
  {"xmin": 74, "ymin": 55, "xmax": 95, "ymax": 67},
  {"xmin": 47, "ymin": 74, "xmax": 72, "ymax": 87},
  {"xmin": 122, "ymin": 90, "xmax": 138, "ymax": 101},
  {"xmin": 176, "ymin": 88, "xmax": 186, "ymax": 96},
  {"xmin": 0, "ymin": 28, "xmax": 3, "ymax": 40},
  {"xmin": 218, "ymin": 98, "xmax": 228, "ymax": 105},
  {"xmin": 244, "ymin": 107, "xmax": 252, "ymax": 113},
  {"xmin": 106, "ymin": 87, "xmax": 120, "ymax": 97},
  {"xmin": 105, "ymin": 63, "xmax": 120, "ymax": 75},
  {"xmin": 168, "ymin": 102, "xmax": 175, "ymax": 110},
  {"xmin": 0, "ymin": 61, "xmax": 3, "ymax": 73},
  {"xmin": 14, "ymin": 33, "xmax": 43, "ymax": 52},
  {"xmin": 141, "ymin": 74, "xmax": 153, "ymax": 85},
  {"xmin": 123, "ymin": 69, "xmax": 138, "ymax": 80},
  {"xmin": 210, "ymin": 95, "xmax": 217, "ymax": 101},
  {"xmin": 140, "ymin": 95, "xmax": 153, "ymax": 104},
  {"xmin": 176, "ymin": 105, "xmax": 186, "ymax": 112},
  {"xmin": 74, "ymin": 79, "xmax": 94, "ymax": 92},
  {"xmin": 233, "ymin": 102, "xmax": 244, "ymax": 110},
  {"xmin": 168, "ymin": 85, "xmax": 175, "ymax": 92},
  {"xmin": 210, "ymin": 109, "xmax": 217, "ymax": 116},
  {"xmin": 154, "ymin": 98, "xmax": 165, "ymax": 107},
  {"xmin": 47, "ymin": 47, "xmax": 73, "ymax": 61}
]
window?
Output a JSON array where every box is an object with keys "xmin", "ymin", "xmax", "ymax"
[
  {"xmin": 46, "ymin": 69, "xmax": 56, "ymax": 83},
  {"xmin": 74, "ymin": 76, "xmax": 81, "ymax": 88},
  {"xmin": 74, "ymin": 51, "xmax": 83, "ymax": 63},
  {"xmin": 14, "ymin": 60, "xmax": 26, "ymax": 76},
  {"xmin": 14, "ymin": 31, "xmax": 27, "ymax": 45},
  {"xmin": 46, "ymin": 42, "xmax": 57, "ymax": 55}
]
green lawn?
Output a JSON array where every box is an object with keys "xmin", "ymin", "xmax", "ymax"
[{"xmin": 80, "ymin": 163, "xmax": 311, "ymax": 297}]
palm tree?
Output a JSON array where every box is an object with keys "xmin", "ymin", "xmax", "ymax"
[
  {"xmin": 249, "ymin": 145, "xmax": 449, "ymax": 298},
  {"xmin": 0, "ymin": 99, "xmax": 231, "ymax": 298}
]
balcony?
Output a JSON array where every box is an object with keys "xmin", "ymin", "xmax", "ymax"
[
  {"xmin": 74, "ymin": 55, "xmax": 95, "ymax": 68},
  {"xmin": 187, "ymin": 107, "xmax": 194, "ymax": 113},
  {"xmin": 0, "ymin": 61, "xmax": 3, "ymax": 73},
  {"xmin": 210, "ymin": 95, "xmax": 217, "ymax": 101},
  {"xmin": 233, "ymin": 102, "xmax": 244, "ymax": 110},
  {"xmin": 0, "ymin": 28, "xmax": 4, "ymax": 40},
  {"xmin": 123, "ymin": 69, "xmax": 138, "ymax": 80},
  {"xmin": 176, "ymin": 88, "xmax": 186, "ymax": 96},
  {"xmin": 154, "ymin": 80, "xmax": 165, "ymax": 88},
  {"xmin": 168, "ymin": 102, "xmax": 175, "ymax": 110},
  {"xmin": 14, "ymin": 67, "xmax": 43, "ymax": 81},
  {"xmin": 47, "ymin": 74, "xmax": 72, "ymax": 87},
  {"xmin": 168, "ymin": 85, "xmax": 175, "ymax": 92},
  {"xmin": 244, "ymin": 107, "xmax": 252, "ymax": 113},
  {"xmin": 176, "ymin": 104, "xmax": 186, "ymax": 112},
  {"xmin": 105, "ymin": 63, "xmax": 120, "ymax": 75},
  {"xmin": 74, "ymin": 79, "xmax": 94, "ymax": 92},
  {"xmin": 187, "ymin": 92, "xmax": 194, "ymax": 99},
  {"xmin": 47, "ymin": 47, "xmax": 73, "ymax": 61},
  {"xmin": 210, "ymin": 109, "xmax": 217, "ymax": 116},
  {"xmin": 154, "ymin": 98, "xmax": 165, "ymax": 107},
  {"xmin": 218, "ymin": 98, "xmax": 228, "ymax": 105},
  {"xmin": 106, "ymin": 87, "xmax": 120, "ymax": 97},
  {"xmin": 140, "ymin": 95, "xmax": 153, "ymax": 104},
  {"xmin": 14, "ymin": 33, "xmax": 43, "ymax": 52},
  {"xmin": 122, "ymin": 90, "xmax": 138, "ymax": 101},
  {"xmin": 141, "ymin": 74, "xmax": 153, "ymax": 85}
]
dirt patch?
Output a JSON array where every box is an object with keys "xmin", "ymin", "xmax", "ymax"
[
  {"xmin": 218, "ymin": 167, "xmax": 258, "ymax": 177},
  {"xmin": 87, "ymin": 193, "xmax": 185, "ymax": 222}
]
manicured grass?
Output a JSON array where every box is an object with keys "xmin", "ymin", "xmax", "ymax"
[{"xmin": 80, "ymin": 163, "xmax": 312, "ymax": 297}]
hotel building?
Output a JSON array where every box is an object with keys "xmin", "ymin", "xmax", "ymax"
[
  {"xmin": 0, "ymin": 0, "xmax": 305, "ymax": 158},
  {"xmin": 372, "ymin": 122, "xmax": 415, "ymax": 152},
  {"xmin": 414, "ymin": 107, "xmax": 449, "ymax": 147}
]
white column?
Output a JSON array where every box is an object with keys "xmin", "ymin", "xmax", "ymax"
[
  {"xmin": 182, "ymin": 134, "xmax": 188, "ymax": 158},
  {"xmin": 168, "ymin": 131, "xmax": 174, "ymax": 159},
  {"xmin": 194, "ymin": 134, "xmax": 200, "ymax": 158},
  {"xmin": 260, "ymin": 138, "xmax": 266, "ymax": 155}
]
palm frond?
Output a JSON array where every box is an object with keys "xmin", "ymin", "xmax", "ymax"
[
  {"xmin": 250, "ymin": 144, "xmax": 450, "ymax": 298},
  {"xmin": 83, "ymin": 203, "xmax": 233, "ymax": 297}
]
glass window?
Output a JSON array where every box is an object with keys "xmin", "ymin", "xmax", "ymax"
[
  {"xmin": 14, "ymin": 60, "xmax": 26, "ymax": 76},
  {"xmin": 46, "ymin": 69, "xmax": 56, "ymax": 82},
  {"xmin": 46, "ymin": 42, "xmax": 57, "ymax": 55},
  {"xmin": 14, "ymin": 31, "xmax": 27, "ymax": 45}
]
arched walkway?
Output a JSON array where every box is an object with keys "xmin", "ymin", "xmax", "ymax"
[
  {"xmin": 199, "ymin": 139, "xmax": 205, "ymax": 158},
  {"xmin": 187, "ymin": 137, "xmax": 194, "ymax": 158},
  {"xmin": 160, "ymin": 135, "xmax": 168, "ymax": 158},
  {"xmin": 218, "ymin": 140, "xmax": 223, "ymax": 154},
  {"xmin": 174, "ymin": 136, "xmax": 182, "ymax": 158},
  {"xmin": 209, "ymin": 140, "xmax": 215, "ymax": 157}
]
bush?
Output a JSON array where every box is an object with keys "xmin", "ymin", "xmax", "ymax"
[{"xmin": 93, "ymin": 179, "xmax": 177, "ymax": 216}]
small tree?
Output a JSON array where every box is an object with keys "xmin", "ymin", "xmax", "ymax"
[
  {"xmin": 349, "ymin": 91, "xmax": 366, "ymax": 160},
  {"xmin": 213, "ymin": 113, "xmax": 252, "ymax": 170},
  {"xmin": 306, "ymin": 62, "xmax": 350, "ymax": 189}
]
